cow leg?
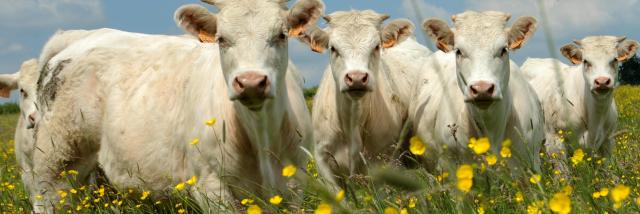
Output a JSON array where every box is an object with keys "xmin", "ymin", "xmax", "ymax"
[
  {"xmin": 31, "ymin": 120, "xmax": 99, "ymax": 213},
  {"xmin": 192, "ymin": 172, "xmax": 233, "ymax": 212}
]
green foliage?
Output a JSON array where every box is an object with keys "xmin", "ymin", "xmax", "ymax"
[
  {"xmin": 0, "ymin": 103, "xmax": 19, "ymax": 115},
  {"xmin": 619, "ymin": 55, "xmax": 640, "ymax": 85}
]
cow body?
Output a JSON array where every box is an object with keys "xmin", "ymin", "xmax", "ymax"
[
  {"xmin": 412, "ymin": 11, "xmax": 544, "ymax": 172},
  {"xmin": 31, "ymin": 0, "xmax": 323, "ymax": 211}
]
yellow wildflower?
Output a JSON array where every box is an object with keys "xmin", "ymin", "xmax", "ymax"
[
  {"xmin": 186, "ymin": 176, "xmax": 198, "ymax": 185},
  {"xmin": 457, "ymin": 178, "xmax": 473, "ymax": 193},
  {"xmin": 599, "ymin": 188, "xmax": 609, "ymax": 197},
  {"xmin": 269, "ymin": 195, "xmax": 283, "ymax": 205},
  {"xmin": 468, "ymin": 137, "xmax": 490, "ymax": 155},
  {"xmin": 282, "ymin": 164, "xmax": 297, "ymax": 177},
  {"xmin": 68, "ymin": 170, "xmax": 78, "ymax": 175},
  {"xmin": 6, "ymin": 184, "xmax": 15, "ymax": 190},
  {"xmin": 205, "ymin": 118, "xmax": 217, "ymax": 126},
  {"xmin": 500, "ymin": 147, "xmax": 512, "ymax": 158},
  {"xmin": 58, "ymin": 190, "xmax": 68, "ymax": 198},
  {"xmin": 561, "ymin": 186, "xmax": 573, "ymax": 195},
  {"xmin": 384, "ymin": 207, "xmax": 399, "ymax": 214},
  {"xmin": 190, "ymin": 138, "xmax": 200, "ymax": 145},
  {"xmin": 314, "ymin": 203, "xmax": 331, "ymax": 214},
  {"xmin": 69, "ymin": 188, "xmax": 77, "ymax": 194},
  {"xmin": 570, "ymin": 149, "xmax": 584, "ymax": 165},
  {"xmin": 456, "ymin": 165, "xmax": 474, "ymax": 180},
  {"xmin": 241, "ymin": 198, "xmax": 254, "ymax": 205},
  {"xmin": 549, "ymin": 192, "xmax": 571, "ymax": 214},
  {"xmin": 527, "ymin": 201, "xmax": 544, "ymax": 214},
  {"xmin": 35, "ymin": 195, "xmax": 43, "ymax": 201},
  {"xmin": 611, "ymin": 184, "xmax": 630, "ymax": 208},
  {"xmin": 529, "ymin": 174, "xmax": 541, "ymax": 184},
  {"xmin": 141, "ymin": 191, "xmax": 150, "ymax": 200},
  {"xmin": 477, "ymin": 206, "xmax": 485, "ymax": 214},
  {"xmin": 178, "ymin": 209, "xmax": 185, "ymax": 214},
  {"xmin": 335, "ymin": 190, "xmax": 345, "ymax": 202},
  {"xmin": 98, "ymin": 186, "xmax": 105, "ymax": 197},
  {"xmin": 515, "ymin": 191, "xmax": 524, "ymax": 203},
  {"xmin": 409, "ymin": 136, "xmax": 426, "ymax": 155},
  {"xmin": 408, "ymin": 197, "xmax": 416, "ymax": 208},
  {"xmin": 175, "ymin": 182, "xmax": 186, "ymax": 191},
  {"xmin": 400, "ymin": 208, "xmax": 408, "ymax": 214},
  {"xmin": 486, "ymin": 154, "xmax": 497, "ymax": 166},
  {"xmin": 247, "ymin": 204, "xmax": 261, "ymax": 214}
]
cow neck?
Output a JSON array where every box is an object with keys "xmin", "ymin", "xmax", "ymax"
[
  {"xmin": 582, "ymin": 78, "xmax": 614, "ymax": 148},
  {"xmin": 465, "ymin": 89, "xmax": 512, "ymax": 148},
  {"xmin": 234, "ymin": 73, "xmax": 289, "ymax": 194}
]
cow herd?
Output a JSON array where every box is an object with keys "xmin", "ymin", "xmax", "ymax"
[{"xmin": 0, "ymin": 0, "xmax": 637, "ymax": 212}]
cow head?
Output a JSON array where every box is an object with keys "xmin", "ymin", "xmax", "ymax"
[
  {"xmin": 0, "ymin": 59, "xmax": 40, "ymax": 129},
  {"xmin": 423, "ymin": 11, "xmax": 536, "ymax": 109},
  {"xmin": 561, "ymin": 36, "xmax": 638, "ymax": 97},
  {"xmin": 175, "ymin": 0, "xmax": 324, "ymax": 110},
  {"xmin": 297, "ymin": 10, "xmax": 414, "ymax": 100}
]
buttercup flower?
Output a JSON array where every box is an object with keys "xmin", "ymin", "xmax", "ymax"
[
  {"xmin": 468, "ymin": 137, "xmax": 490, "ymax": 155},
  {"xmin": 384, "ymin": 207, "xmax": 399, "ymax": 214},
  {"xmin": 570, "ymin": 149, "xmax": 584, "ymax": 165},
  {"xmin": 269, "ymin": 195, "xmax": 283, "ymax": 205},
  {"xmin": 314, "ymin": 203, "xmax": 331, "ymax": 214},
  {"xmin": 549, "ymin": 192, "xmax": 571, "ymax": 214},
  {"xmin": 247, "ymin": 204, "xmax": 261, "ymax": 214},
  {"xmin": 186, "ymin": 176, "xmax": 198, "ymax": 185},
  {"xmin": 409, "ymin": 136, "xmax": 426, "ymax": 155},
  {"xmin": 241, "ymin": 198, "xmax": 254, "ymax": 205},
  {"xmin": 529, "ymin": 174, "xmax": 541, "ymax": 184},
  {"xmin": 141, "ymin": 191, "xmax": 150, "ymax": 200},
  {"xmin": 486, "ymin": 154, "xmax": 497, "ymax": 166},
  {"xmin": 190, "ymin": 138, "xmax": 200, "ymax": 145},
  {"xmin": 282, "ymin": 165, "xmax": 297, "ymax": 177},
  {"xmin": 335, "ymin": 190, "xmax": 345, "ymax": 202},
  {"xmin": 515, "ymin": 191, "xmax": 524, "ymax": 203},
  {"xmin": 205, "ymin": 118, "xmax": 217, "ymax": 126},
  {"xmin": 175, "ymin": 182, "xmax": 186, "ymax": 191},
  {"xmin": 611, "ymin": 184, "xmax": 630, "ymax": 208}
]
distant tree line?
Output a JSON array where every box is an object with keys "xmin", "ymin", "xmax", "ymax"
[
  {"xmin": 0, "ymin": 103, "xmax": 19, "ymax": 115},
  {"xmin": 620, "ymin": 55, "xmax": 640, "ymax": 85}
]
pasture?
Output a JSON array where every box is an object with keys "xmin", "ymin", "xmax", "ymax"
[{"xmin": 0, "ymin": 86, "xmax": 639, "ymax": 213}]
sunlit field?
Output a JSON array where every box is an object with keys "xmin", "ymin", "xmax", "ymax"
[{"xmin": 1, "ymin": 86, "xmax": 640, "ymax": 213}]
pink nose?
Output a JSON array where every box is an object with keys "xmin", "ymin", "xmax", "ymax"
[
  {"xmin": 27, "ymin": 112, "xmax": 36, "ymax": 128},
  {"xmin": 469, "ymin": 81, "xmax": 495, "ymax": 99},
  {"xmin": 344, "ymin": 71, "xmax": 369, "ymax": 90},
  {"xmin": 594, "ymin": 77, "xmax": 612, "ymax": 89},
  {"xmin": 232, "ymin": 72, "xmax": 270, "ymax": 99}
]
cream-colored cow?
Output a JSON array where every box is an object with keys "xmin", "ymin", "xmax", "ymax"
[
  {"xmin": 410, "ymin": 11, "xmax": 544, "ymax": 172},
  {"xmin": 522, "ymin": 36, "xmax": 638, "ymax": 173},
  {"xmin": 31, "ymin": 0, "xmax": 322, "ymax": 212},
  {"xmin": 297, "ymin": 10, "xmax": 430, "ymax": 186}
]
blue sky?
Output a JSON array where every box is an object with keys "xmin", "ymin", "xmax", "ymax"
[{"xmin": 1, "ymin": 0, "xmax": 639, "ymax": 102}]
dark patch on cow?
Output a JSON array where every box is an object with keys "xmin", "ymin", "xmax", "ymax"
[{"xmin": 37, "ymin": 59, "xmax": 71, "ymax": 110}]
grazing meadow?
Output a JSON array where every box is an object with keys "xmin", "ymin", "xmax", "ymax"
[{"xmin": 0, "ymin": 86, "xmax": 639, "ymax": 213}]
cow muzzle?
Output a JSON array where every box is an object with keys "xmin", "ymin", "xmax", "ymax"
[
  {"xmin": 466, "ymin": 81, "xmax": 499, "ymax": 109},
  {"xmin": 26, "ymin": 112, "xmax": 36, "ymax": 129},
  {"xmin": 232, "ymin": 71, "xmax": 271, "ymax": 110},
  {"xmin": 343, "ymin": 71, "xmax": 371, "ymax": 99},
  {"xmin": 592, "ymin": 76, "xmax": 613, "ymax": 95}
]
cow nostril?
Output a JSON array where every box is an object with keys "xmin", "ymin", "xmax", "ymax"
[
  {"xmin": 258, "ymin": 77, "xmax": 268, "ymax": 89},
  {"xmin": 345, "ymin": 75, "xmax": 353, "ymax": 85},
  {"xmin": 605, "ymin": 78, "xmax": 611, "ymax": 85},
  {"xmin": 361, "ymin": 73, "xmax": 369, "ymax": 84},
  {"xmin": 234, "ymin": 77, "xmax": 244, "ymax": 90},
  {"xmin": 487, "ymin": 84, "xmax": 495, "ymax": 94},
  {"xmin": 470, "ymin": 86, "xmax": 478, "ymax": 95}
]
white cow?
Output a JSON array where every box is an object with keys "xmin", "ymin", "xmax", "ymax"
[
  {"xmin": 31, "ymin": 0, "xmax": 322, "ymax": 211},
  {"xmin": 0, "ymin": 59, "xmax": 39, "ymax": 204},
  {"xmin": 410, "ymin": 11, "xmax": 544, "ymax": 172},
  {"xmin": 521, "ymin": 36, "xmax": 639, "ymax": 172},
  {"xmin": 297, "ymin": 10, "xmax": 429, "ymax": 185}
]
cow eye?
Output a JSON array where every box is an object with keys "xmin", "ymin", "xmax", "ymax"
[
  {"xmin": 20, "ymin": 89, "xmax": 27, "ymax": 98},
  {"xmin": 374, "ymin": 45, "xmax": 380, "ymax": 52},
  {"xmin": 217, "ymin": 36, "xmax": 230, "ymax": 48},
  {"xmin": 456, "ymin": 49, "xmax": 465, "ymax": 58},
  {"xmin": 584, "ymin": 60, "xmax": 592, "ymax": 69},
  {"xmin": 500, "ymin": 48, "xmax": 508, "ymax": 57},
  {"xmin": 330, "ymin": 46, "xmax": 340, "ymax": 56}
]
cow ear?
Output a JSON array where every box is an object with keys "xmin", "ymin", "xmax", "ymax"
[
  {"xmin": 382, "ymin": 19, "xmax": 414, "ymax": 49},
  {"xmin": 616, "ymin": 38, "xmax": 639, "ymax": 62},
  {"xmin": 175, "ymin": 4, "xmax": 218, "ymax": 43},
  {"xmin": 508, "ymin": 16, "xmax": 536, "ymax": 50},
  {"xmin": 287, "ymin": 0, "xmax": 325, "ymax": 37},
  {"xmin": 0, "ymin": 73, "xmax": 18, "ymax": 98},
  {"xmin": 560, "ymin": 43, "xmax": 583, "ymax": 65},
  {"xmin": 297, "ymin": 26, "xmax": 329, "ymax": 53},
  {"xmin": 423, "ymin": 18, "xmax": 454, "ymax": 53}
]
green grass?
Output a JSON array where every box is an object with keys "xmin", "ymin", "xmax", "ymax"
[{"xmin": 1, "ymin": 87, "xmax": 640, "ymax": 213}]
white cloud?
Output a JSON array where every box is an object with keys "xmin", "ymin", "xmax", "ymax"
[
  {"xmin": 402, "ymin": 0, "xmax": 451, "ymax": 22},
  {"xmin": 0, "ymin": 0, "xmax": 104, "ymax": 28},
  {"xmin": 465, "ymin": 0, "xmax": 640, "ymax": 38}
]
